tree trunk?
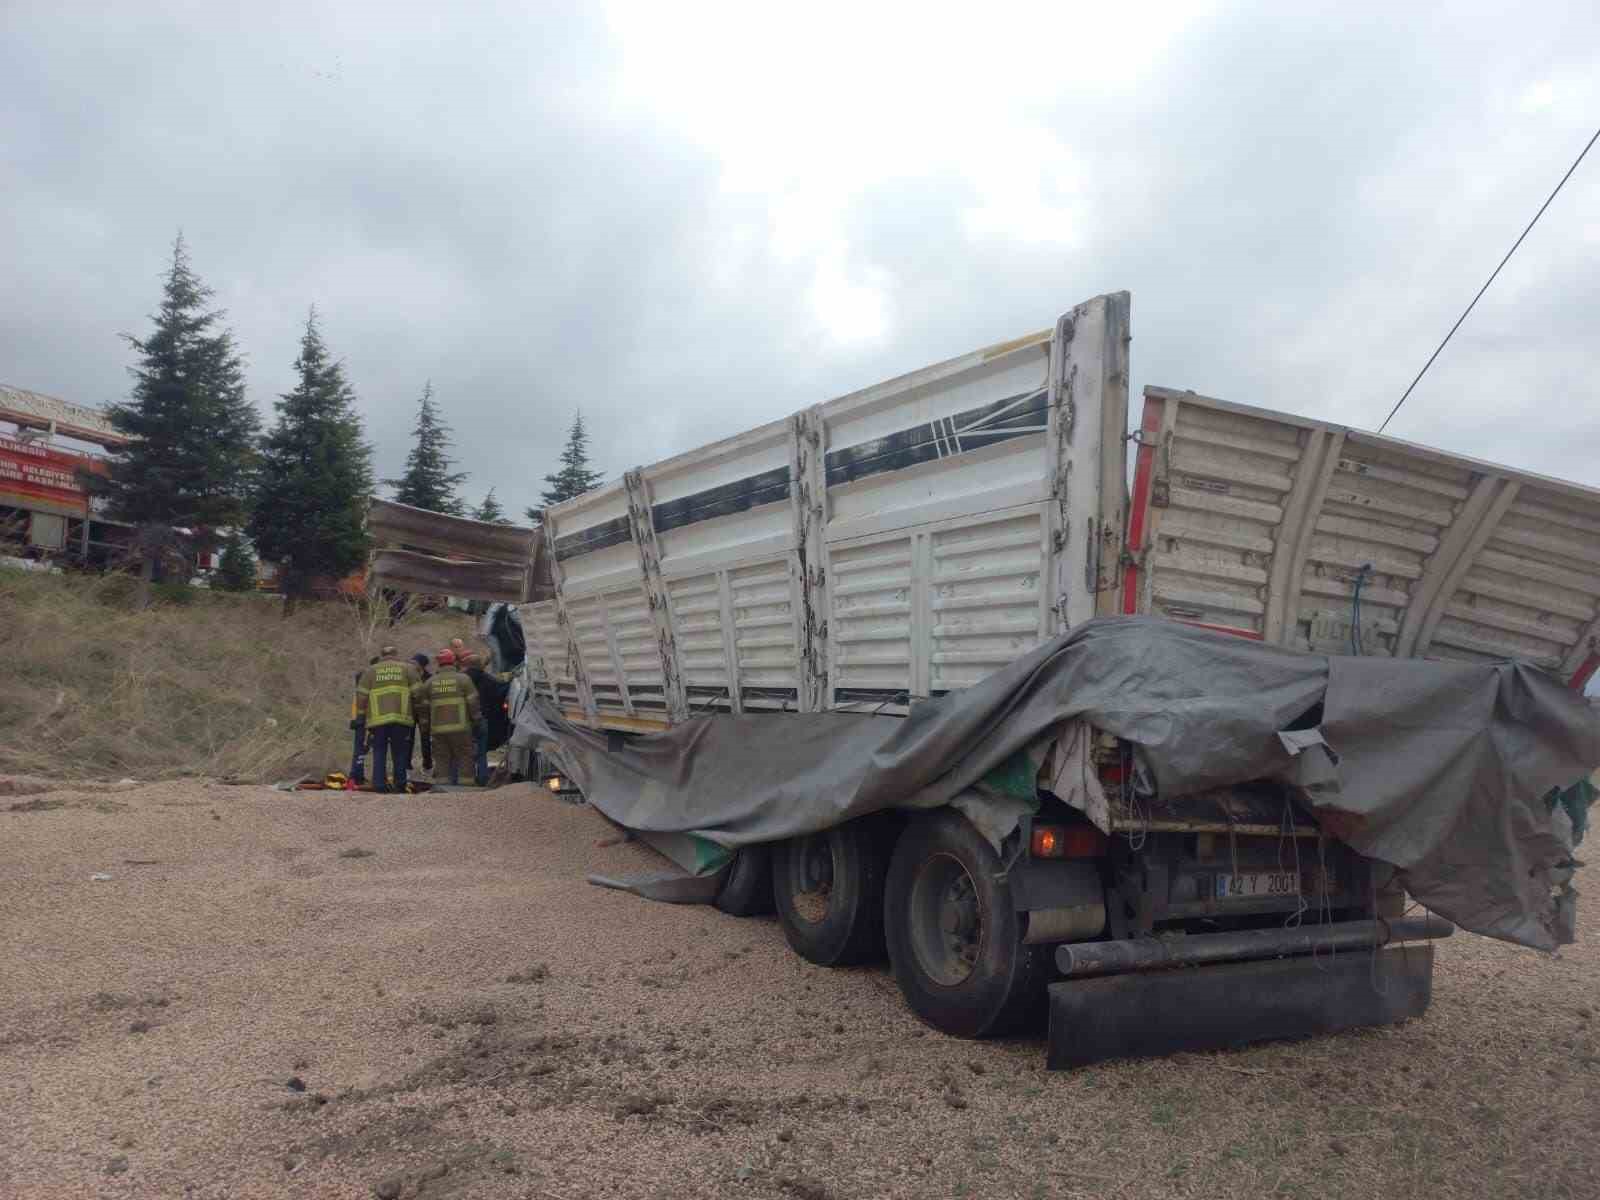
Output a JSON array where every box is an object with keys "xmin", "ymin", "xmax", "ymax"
[{"xmin": 281, "ymin": 569, "xmax": 301, "ymax": 618}]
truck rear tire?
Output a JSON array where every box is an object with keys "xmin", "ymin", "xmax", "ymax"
[
  {"xmin": 885, "ymin": 809, "xmax": 1048, "ymax": 1038},
  {"xmin": 772, "ymin": 821, "xmax": 887, "ymax": 966},
  {"xmin": 714, "ymin": 845, "xmax": 775, "ymax": 917}
]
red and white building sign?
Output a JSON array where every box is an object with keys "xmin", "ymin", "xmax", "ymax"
[{"xmin": 0, "ymin": 434, "xmax": 100, "ymax": 518}]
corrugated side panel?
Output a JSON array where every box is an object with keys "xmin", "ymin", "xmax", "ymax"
[
  {"xmin": 1304, "ymin": 437, "xmax": 1471, "ymax": 657},
  {"xmin": 1431, "ymin": 483, "xmax": 1600, "ymax": 670},
  {"xmin": 816, "ymin": 326, "xmax": 1068, "ymax": 710},
  {"xmin": 929, "ymin": 510, "xmax": 1049, "ymax": 692},
  {"xmin": 520, "ymin": 608, "xmax": 551, "ymax": 696},
  {"xmin": 1133, "ymin": 387, "xmax": 1600, "ymax": 684},
  {"xmin": 640, "ymin": 420, "xmax": 799, "ymax": 714},
  {"xmin": 1143, "ymin": 398, "xmax": 1302, "ymax": 638},
  {"xmin": 827, "ymin": 507, "xmax": 1051, "ymax": 706},
  {"xmin": 536, "ymin": 302, "xmax": 1138, "ymax": 723},
  {"xmin": 519, "ymin": 600, "xmax": 574, "ymax": 708},
  {"xmin": 662, "ymin": 557, "xmax": 802, "ymax": 712},
  {"xmin": 728, "ymin": 558, "xmax": 802, "ymax": 707},
  {"xmin": 666, "ymin": 572, "xmax": 730, "ymax": 701},
  {"xmin": 606, "ymin": 587, "xmax": 663, "ymax": 715},
  {"xmin": 562, "ymin": 594, "xmax": 611, "ymax": 709},
  {"xmin": 830, "ymin": 533, "xmax": 914, "ymax": 704},
  {"xmin": 564, "ymin": 587, "xmax": 648, "ymax": 718}
]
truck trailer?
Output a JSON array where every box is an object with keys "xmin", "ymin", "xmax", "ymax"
[{"xmin": 438, "ymin": 291, "xmax": 1597, "ymax": 1064}]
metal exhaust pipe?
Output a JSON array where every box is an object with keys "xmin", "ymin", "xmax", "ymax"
[{"xmin": 1055, "ymin": 915, "xmax": 1454, "ymax": 978}]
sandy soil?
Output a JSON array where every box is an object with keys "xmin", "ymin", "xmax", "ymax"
[{"xmin": 2, "ymin": 778, "xmax": 1597, "ymax": 1200}]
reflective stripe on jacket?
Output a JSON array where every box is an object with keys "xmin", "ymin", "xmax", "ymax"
[
  {"xmin": 423, "ymin": 668, "xmax": 481, "ymax": 735},
  {"xmin": 356, "ymin": 658, "xmax": 422, "ymax": 727}
]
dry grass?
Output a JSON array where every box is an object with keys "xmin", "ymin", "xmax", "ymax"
[{"xmin": 0, "ymin": 565, "xmax": 476, "ymax": 782}]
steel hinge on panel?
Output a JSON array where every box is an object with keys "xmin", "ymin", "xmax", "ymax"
[{"xmin": 1084, "ymin": 517, "xmax": 1126, "ymax": 593}]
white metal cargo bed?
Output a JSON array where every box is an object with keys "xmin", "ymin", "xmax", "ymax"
[
  {"xmin": 522, "ymin": 293, "xmax": 1131, "ymax": 727},
  {"xmin": 1125, "ymin": 387, "xmax": 1600, "ymax": 685},
  {"xmin": 518, "ymin": 291, "xmax": 1600, "ymax": 730}
]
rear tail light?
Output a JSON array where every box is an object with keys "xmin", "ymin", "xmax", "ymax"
[{"xmin": 1030, "ymin": 824, "xmax": 1108, "ymax": 859}]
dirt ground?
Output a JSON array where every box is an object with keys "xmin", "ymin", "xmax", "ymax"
[{"xmin": 3, "ymin": 778, "xmax": 1598, "ymax": 1200}]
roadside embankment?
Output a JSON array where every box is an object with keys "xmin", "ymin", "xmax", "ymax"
[{"xmin": 0, "ymin": 566, "xmax": 472, "ymax": 782}]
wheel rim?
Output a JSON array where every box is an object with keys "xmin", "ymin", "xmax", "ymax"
[
  {"xmin": 907, "ymin": 852, "xmax": 983, "ymax": 986},
  {"xmin": 787, "ymin": 834, "xmax": 834, "ymax": 925}
]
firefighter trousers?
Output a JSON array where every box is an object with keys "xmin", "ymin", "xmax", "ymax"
[
  {"xmin": 369, "ymin": 723, "xmax": 414, "ymax": 793},
  {"xmin": 432, "ymin": 731, "xmax": 473, "ymax": 786}
]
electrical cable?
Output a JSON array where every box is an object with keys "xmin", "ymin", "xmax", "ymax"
[
  {"xmin": 1350, "ymin": 563, "xmax": 1371, "ymax": 656},
  {"xmin": 1378, "ymin": 123, "xmax": 1600, "ymax": 434}
]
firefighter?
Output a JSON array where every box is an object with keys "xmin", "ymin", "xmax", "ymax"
[
  {"xmin": 348, "ymin": 655, "xmax": 380, "ymax": 785},
  {"xmin": 409, "ymin": 651, "xmax": 434, "ymax": 774},
  {"xmin": 420, "ymin": 648, "xmax": 483, "ymax": 786},
  {"xmin": 460, "ymin": 651, "xmax": 509, "ymax": 786},
  {"xmin": 353, "ymin": 644, "xmax": 426, "ymax": 793}
]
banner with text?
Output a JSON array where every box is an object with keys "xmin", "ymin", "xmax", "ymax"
[{"xmin": 0, "ymin": 435, "xmax": 99, "ymax": 518}]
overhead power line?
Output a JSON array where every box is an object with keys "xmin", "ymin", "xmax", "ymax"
[{"xmin": 1378, "ymin": 122, "xmax": 1600, "ymax": 434}]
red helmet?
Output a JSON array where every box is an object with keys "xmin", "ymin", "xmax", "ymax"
[{"xmin": 437, "ymin": 649, "xmax": 456, "ymax": 666}]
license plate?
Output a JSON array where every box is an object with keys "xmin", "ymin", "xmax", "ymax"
[{"xmin": 1215, "ymin": 872, "xmax": 1300, "ymax": 899}]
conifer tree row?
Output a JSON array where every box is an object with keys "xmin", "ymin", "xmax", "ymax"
[{"xmin": 100, "ymin": 234, "xmax": 582, "ymax": 603}]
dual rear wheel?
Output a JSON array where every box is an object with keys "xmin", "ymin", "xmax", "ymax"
[
  {"xmin": 757, "ymin": 811, "xmax": 1048, "ymax": 1037},
  {"xmin": 771, "ymin": 823, "xmax": 887, "ymax": 966}
]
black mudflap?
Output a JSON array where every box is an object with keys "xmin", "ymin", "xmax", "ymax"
[{"xmin": 1047, "ymin": 945, "xmax": 1433, "ymax": 1069}]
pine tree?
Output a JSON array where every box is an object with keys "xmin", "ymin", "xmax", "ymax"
[
  {"xmin": 248, "ymin": 309, "xmax": 374, "ymax": 612},
  {"xmin": 97, "ymin": 234, "xmax": 260, "ymax": 606},
  {"xmin": 212, "ymin": 531, "xmax": 258, "ymax": 592},
  {"xmin": 386, "ymin": 382, "xmax": 466, "ymax": 515},
  {"xmin": 472, "ymin": 488, "xmax": 511, "ymax": 524},
  {"xmin": 540, "ymin": 410, "xmax": 605, "ymax": 508}
]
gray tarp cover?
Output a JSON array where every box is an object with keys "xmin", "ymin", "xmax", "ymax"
[{"xmin": 514, "ymin": 616, "xmax": 1599, "ymax": 951}]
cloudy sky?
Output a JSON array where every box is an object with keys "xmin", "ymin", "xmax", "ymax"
[{"xmin": 3, "ymin": 2, "xmax": 1597, "ymax": 519}]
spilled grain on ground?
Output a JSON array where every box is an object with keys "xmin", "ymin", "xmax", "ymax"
[{"xmin": 2, "ymin": 779, "xmax": 1596, "ymax": 1199}]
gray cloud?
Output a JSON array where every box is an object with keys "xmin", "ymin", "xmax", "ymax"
[{"xmin": 3, "ymin": 1, "xmax": 1597, "ymax": 521}]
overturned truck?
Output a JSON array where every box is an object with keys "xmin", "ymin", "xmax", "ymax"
[{"xmin": 403, "ymin": 292, "xmax": 1600, "ymax": 1065}]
